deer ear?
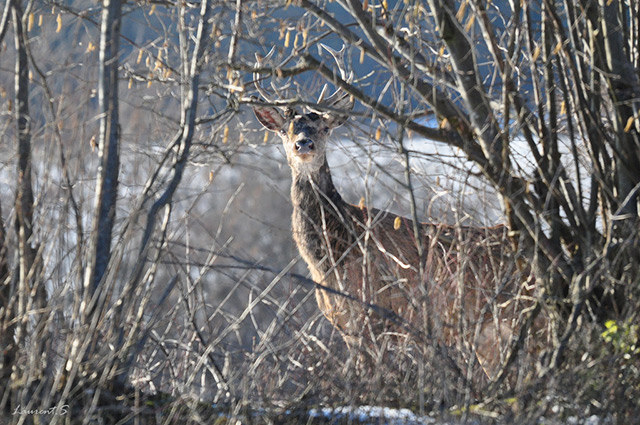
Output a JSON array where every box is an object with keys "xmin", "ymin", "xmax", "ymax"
[{"xmin": 253, "ymin": 105, "xmax": 285, "ymax": 132}]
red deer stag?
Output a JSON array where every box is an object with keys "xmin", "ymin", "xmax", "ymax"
[{"xmin": 252, "ymin": 50, "xmax": 548, "ymax": 381}]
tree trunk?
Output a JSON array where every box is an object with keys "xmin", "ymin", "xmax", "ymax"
[{"xmin": 84, "ymin": 0, "xmax": 122, "ymax": 299}]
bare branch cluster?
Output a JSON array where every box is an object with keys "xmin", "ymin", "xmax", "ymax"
[{"xmin": 0, "ymin": 0, "xmax": 638, "ymax": 423}]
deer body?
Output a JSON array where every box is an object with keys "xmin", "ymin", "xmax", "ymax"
[
  {"xmin": 289, "ymin": 157, "xmax": 422, "ymax": 346},
  {"xmin": 254, "ymin": 102, "xmax": 546, "ymax": 379}
]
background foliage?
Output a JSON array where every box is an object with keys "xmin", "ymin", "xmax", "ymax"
[{"xmin": 0, "ymin": 0, "xmax": 639, "ymax": 423}]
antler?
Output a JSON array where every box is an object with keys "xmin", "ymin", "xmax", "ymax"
[
  {"xmin": 317, "ymin": 44, "xmax": 354, "ymax": 111},
  {"xmin": 253, "ymin": 44, "xmax": 354, "ymax": 114},
  {"xmin": 253, "ymin": 46, "xmax": 280, "ymax": 104}
]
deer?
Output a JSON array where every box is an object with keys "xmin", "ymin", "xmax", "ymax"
[{"xmin": 252, "ymin": 48, "xmax": 549, "ymax": 382}]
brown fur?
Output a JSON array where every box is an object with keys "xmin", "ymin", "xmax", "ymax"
[{"xmin": 254, "ymin": 105, "xmax": 548, "ymax": 379}]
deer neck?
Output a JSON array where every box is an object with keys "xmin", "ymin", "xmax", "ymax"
[
  {"xmin": 290, "ymin": 158, "xmax": 342, "ymax": 209},
  {"xmin": 289, "ymin": 157, "xmax": 351, "ymax": 270}
]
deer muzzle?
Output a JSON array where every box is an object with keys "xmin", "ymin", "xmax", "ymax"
[{"xmin": 295, "ymin": 139, "xmax": 315, "ymax": 154}]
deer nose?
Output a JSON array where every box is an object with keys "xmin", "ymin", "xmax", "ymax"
[{"xmin": 295, "ymin": 139, "xmax": 314, "ymax": 154}]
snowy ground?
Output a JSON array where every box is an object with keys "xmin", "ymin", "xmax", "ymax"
[
  {"xmin": 307, "ymin": 406, "xmax": 605, "ymax": 425},
  {"xmin": 308, "ymin": 405, "xmax": 441, "ymax": 424},
  {"xmin": 210, "ymin": 403, "xmax": 606, "ymax": 424}
]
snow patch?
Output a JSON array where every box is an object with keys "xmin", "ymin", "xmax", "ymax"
[{"xmin": 308, "ymin": 405, "xmax": 440, "ymax": 424}]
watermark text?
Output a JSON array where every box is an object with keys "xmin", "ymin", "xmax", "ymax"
[{"xmin": 12, "ymin": 404, "xmax": 69, "ymax": 416}]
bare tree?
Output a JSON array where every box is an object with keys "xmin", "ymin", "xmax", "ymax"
[
  {"xmin": 83, "ymin": 0, "xmax": 122, "ymax": 297},
  {"xmin": 0, "ymin": 0, "xmax": 236, "ymax": 421},
  {"xmin": 241, "ymin": 0, "xmax": 640, "ymax": 417},
  {"xmin": 0, "ymin": 0, "xmax": 46, "ymax": 415},
  {"xmin": 248, "ymin": 0, "xmax": 638, "ymax": 334},
  {"xmin": 0, "ymin": 0, "xmax": 638, "ymax": 422}
]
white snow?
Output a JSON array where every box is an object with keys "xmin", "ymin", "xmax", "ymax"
[{"xmin": 308, "ymin": 405, "xmax": 440, "ymax": 424}]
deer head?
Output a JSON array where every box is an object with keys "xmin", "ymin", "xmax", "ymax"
[
  {"xmin": 252, "ymin": 45, "xmax": 354, "ymax": 174},
  {"xmin": 253, "ymin": 97, "xmax": 352, "ymax": 174}
]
